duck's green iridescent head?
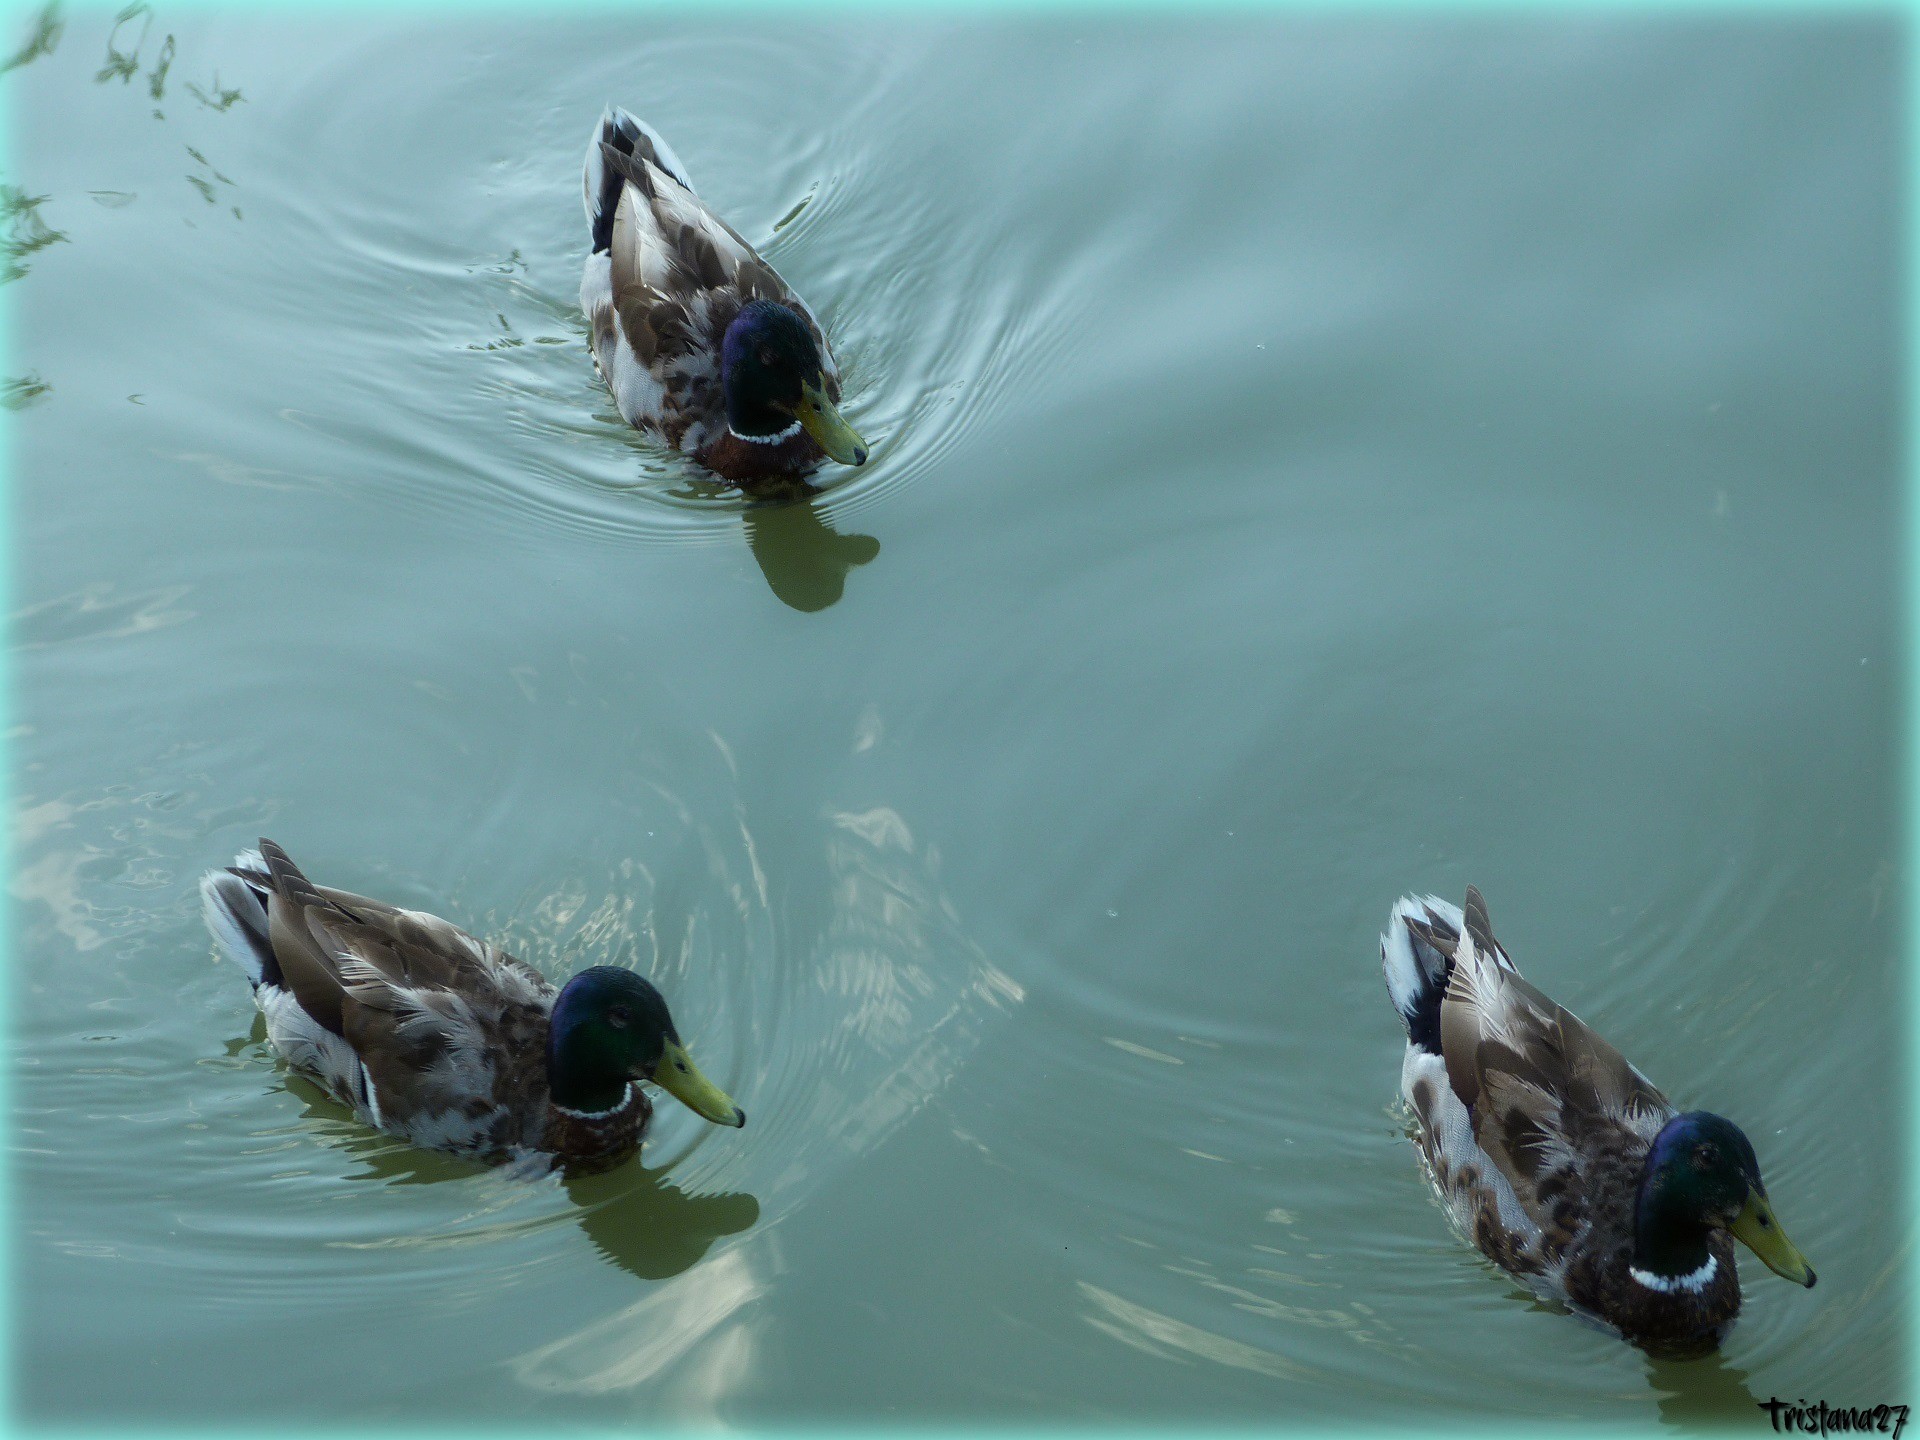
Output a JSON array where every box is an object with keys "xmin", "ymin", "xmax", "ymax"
[
  {"xmin": 546, "ymin": 966, "xmax": 745, "ymax": 1127},
  {"xmin": 1634, "ymin": 1111, "xmax": 1813, "ymax": 1289},
  {"xmin": 720, "ymin": 299, "xmax": 867, "ymax": 466}
]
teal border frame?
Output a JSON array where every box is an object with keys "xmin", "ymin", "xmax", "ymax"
[{"xmin": 0, "ymin": 2, "xmax": 1909, "ymax": 1433}]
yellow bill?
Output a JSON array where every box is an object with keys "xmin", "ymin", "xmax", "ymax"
[
  {"xmin": 1730, "ymin": 1190, "xmax": 1815, "ymax": 1287},
  {"xmin": 651, "ymin": 1039, "xmax": 746, "ymax": 1128},
  {"xmin": 794, "ymin": 379, "xmax": 868, "ymax": 467}
]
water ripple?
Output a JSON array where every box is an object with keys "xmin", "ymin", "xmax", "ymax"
[{"xmin": 233, "ymin": 20, "xmax": 1092, "ymax": 547}]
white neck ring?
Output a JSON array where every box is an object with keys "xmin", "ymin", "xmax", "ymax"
[
  {"xmin": 552, "ymin": 1082, "xmax": 635, "ymax": 1121},
  {"xmin": 1630, "ymin": 1254, "xmax": 1719, "ymax": 1294},
  {"xmin": 729, "ymin": 419, "xmax": 802, "ymax": 445}
]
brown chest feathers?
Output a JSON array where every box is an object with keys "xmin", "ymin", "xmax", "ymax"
[
  {"xmin": 696, "ymin": 427, "xmax": 824, "ymax": 482},
  {"xmin": 1553, "ymin": 1125, "xmax": 1742, "ymax": 1352},
  {"xmin": 1563, "ymin": 1228, "xmax": 1741, "ymax": 1354},
  {"xmin": 540, "ymin": 1085, "xmax": 655, "ymax": 1173},
  {"xmin": 1415, "ymin": 1094, "xmax": 1744, "ymax": 1352}
]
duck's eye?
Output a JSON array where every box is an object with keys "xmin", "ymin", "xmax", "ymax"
[
  {"xmin": 607, "ymin": 1005, "xmax": 630, "ymax": 1029},
  {"xmin": 758, "ymin": 346, "xmax": 775, "ymax": 367}
]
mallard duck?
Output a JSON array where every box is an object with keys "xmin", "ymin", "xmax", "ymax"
[
  {"xmin": 1380, "ymin": 887, "xmax": 1814, "ymax": 1352},
  {"xmin": 579, "ymin": 106, "xmax": 867, "ymax": 483},
  {"xmin": 200, "ymin": 840, "xmax": 745, "ymax": 1172}
]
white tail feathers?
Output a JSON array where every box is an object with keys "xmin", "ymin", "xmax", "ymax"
[
  {"xmin": 1381, "ymin": 893, "xmax": 1462, "ymax": 1032},
  {"xmin": 610, "ymin": 106, "xmax": 695, "ymax": 193},
  {"xmin": 200, "ymin": 849, "xmax": 272, "ymax": 987},
  {"xmin": 583, "ymin": 106, "xmax": 698, "ymax": 243}
]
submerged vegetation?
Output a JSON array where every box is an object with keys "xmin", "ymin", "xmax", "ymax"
[
  {"xmin": 1, "ymin": 184, "xmax": 66, "ymax": 284},
  {"xmin": 0, "ymin": 2, "xmax": 61, "ymax": 76}
]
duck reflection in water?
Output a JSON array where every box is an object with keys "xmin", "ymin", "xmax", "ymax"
[
  {"xmin": 251, "ymin": 1030, "xmax": 759, "ymax": 1283},
  {"xmin": 563, "ymin": 1164, "xmax": 759, "ymax": 1282},
  {"xmin": 1646, "ymin": 1347, "xmax": 1761, "ymax": 1430},
  {"xmin": 740, "ymin": 483, "xmax": 879, "ymax": 612}
]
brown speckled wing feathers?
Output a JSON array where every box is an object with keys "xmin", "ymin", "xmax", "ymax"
[
  {"xmin": 1438, "ymin": 889, "xmax": 1672, "ymax": 1233},
  {"xmin": 250, "ymin": 842, "xmax": 555, "ymax": 1141}
]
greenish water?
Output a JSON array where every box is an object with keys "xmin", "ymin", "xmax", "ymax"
[{"xmin": 8, "ymin": 8, "xmax": 1905, "ymax": 1427}]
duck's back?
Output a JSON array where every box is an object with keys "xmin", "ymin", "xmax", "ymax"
[
  {"xmin": 203, "ymin": 842, "xmax": 561, "ymax": 1161},
  {"xmin": 1384, "ymin": 895, "xmax": 1668, "ymax": 1288},
  {"xmin": 578, "ymin": 106, "xmax": 837, "ymax": 458}
]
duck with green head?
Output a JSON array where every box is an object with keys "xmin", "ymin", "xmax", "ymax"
[
  {"xmin": 580, "ymin": 107, "xmax": 868, "ymax": 484},
  {"xmin": 1381, "ymin": 887, "xmax": 1814, "ymax": 1353},
  {"xmin": 201, "ymin": 840, "xmax": 744, "ymax": 1173}
]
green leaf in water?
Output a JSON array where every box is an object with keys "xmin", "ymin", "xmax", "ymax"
[
  {"xmin": 94, "ymin": 2, "xmax": 149, "ymax": 85},
  {"xmin": 146, "ymin": 32, "xmax": 172, "ymax": 99},
  {"xmin": 0, "ymin": 184, "xmax": 68, "ymax": 283},
  {"xmin": 3, "ymin": 373, "xmax": 51, "ymax": 410},
  {"xmin": 0, "ymin": 2, "xmax": 63, "ymax": 75},
  {"xmin": 185, "ymin": 71, "xmax": 243, "ymax": 111},
  {"xmin": 772, "ymin": 186, "xmax": 817, "ymax": 233}
]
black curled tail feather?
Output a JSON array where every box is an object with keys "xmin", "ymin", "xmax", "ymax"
[
  {"xmin": 586, "ymin": 111, "xmax": 632, "ymax": 255},
  {"xmin": 585, "ymin": 107, "xmax": 696, "ymax": 256}
]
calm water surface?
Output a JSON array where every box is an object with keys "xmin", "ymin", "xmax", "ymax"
[{"xmin": 8, "ymin": 8, "xmax": 1905, "ymax": 1426}]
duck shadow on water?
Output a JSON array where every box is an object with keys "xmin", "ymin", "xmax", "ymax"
[
  {"xmin": 737, "ymin": 481, "xmax": 880, "ymax": 612},
  {"xmin": 1495, "ymin": 1279, "xmax": 1761, "ymax": 1428},
  {"xmin": 562, "ymin": 1165, "xmax": 760, "ymax": 1282},
  {"xmin": 1645, "ymin": 1348, "xmax": 1762, "ymax": 1430},
  {"xmin": 240, "ymin": 1028, "xmax": 759, "ymax": 1284}
]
